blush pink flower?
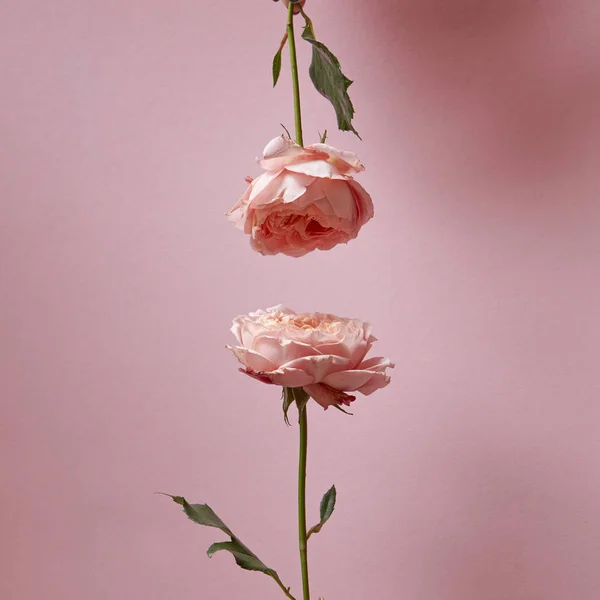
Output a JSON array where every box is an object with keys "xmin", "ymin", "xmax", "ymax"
[
  {"xmin": 227, "ymin": 136, "xmax": 374, "ymax": 258},
  {"xmin": 227, "ymin": 305, "xmax": 394, "ymax": 409}
]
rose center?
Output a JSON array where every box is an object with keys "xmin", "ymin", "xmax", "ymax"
[{"xmin": 305, "ymin": 219, "xmax": 331, "ymax": 235}]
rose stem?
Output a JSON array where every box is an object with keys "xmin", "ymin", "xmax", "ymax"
[
  {"xmin": 285, "ymin": 3, "xmax": 309, "ymax": 597},
  {"xmin": 298, "ymin": 405, "xmax": 310, "ymax": 600},
  {"xmin": 287, "ymin": 1, "xmax": 304, "ymax": 146}
]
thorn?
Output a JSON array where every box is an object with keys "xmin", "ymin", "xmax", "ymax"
[{"xmin": 280, "ymin": 123, "xmax": 292, "ymax": 139}]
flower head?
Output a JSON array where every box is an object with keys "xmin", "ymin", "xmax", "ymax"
[
  {"xmin": 228, "ymin": 136, "xmax": 374, "ymax": 257},
  {"xmin": 227, "ymin": 305, "xmax": 394, "ymax": 409}
]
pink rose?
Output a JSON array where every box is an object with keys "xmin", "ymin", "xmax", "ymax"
[
  {"xmin": 227, "ymin": 136, "xmax": 374, "ymax": 258},
  {"xmin": 227, "ymin": 305, "xmax": 394, "ymax": 409}
]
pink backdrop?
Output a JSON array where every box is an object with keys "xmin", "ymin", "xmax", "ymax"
[{"xmin": 2, "ymin": 1, "xmax": 600, "ymax": 599}]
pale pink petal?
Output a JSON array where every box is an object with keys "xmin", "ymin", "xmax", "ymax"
[
  {"xmin": 319, "ymin": 179, "xmax": 357, "ymax": 223},
  {"xmin": 285, "ymin": 160, "xmax": 339, "ymax": 178},
  {"xmin": 253, "ymin": 337, "xmax": 320, "ymax": 364},
  {"xmin": 265, "ymin": 305, "xmax": 296, "ymax": 316},
  {"xmin": 240, "ymin": 368, "xmax": 275, "ymax": 385},
  {"xmin": 315, "ymin": 321, "xmax": 371, "ymax": 365},
  {"xmin": 268, "ymin": 368, "xmax": 315, "ymax": 388},
  {"xmin": 281, "ymin": 339, "xmax": 323, "ymax": 360},
  {"xmin": 248, "ymin": 170, "xmax": 286, "ymax": 205},
  {"xmin": 251, "ymin": 172, "xmax": 316, "ymax": 209},
  {"xmin": 357, "ymin": 357, "xmax": 395, "ymax": 372},
  {"xmin": 310, "ymin": 196, "xmax": 337, "ymax": 217},
  {"xmin": 280, "ymin": 354, "xmax": 350, "ymax": 382},
  {"xmin": 262, "ymin": 135, "xmax": 301, "ymax": 160},
  {"xmin": 321, "ymin": 369, "xmax": 375, "ymax": 391},
  {"xmin": 227, "ymin": 346, "xmax": 276, "ymax": 373},
  {"xmin": 250, "ymin": 232, "xmax": 313, "ymax": 258},
  {"xmin": 252, "ymin": 336, "xmax": 286, "ymax": 365},
  {"xmin": 230, "ymin": 318, "xmax": 244, "ymax": 345},
  {"xmin": 240, "ymin": 320, "xmax": 268, "ymax": 348},
  {"xmin": 315, "ymin": 338, "xmax": 366, "ymax": 364},
  {"xmin": 348, "ymin": 179, "xmax": 374, "ymax": 226},
  {"xmin": 304, "ymin": 383, "xmax": 356, "ymax": 410},
  {"xmin": 246, "ymin": 307, "xmax": 270, "ymax": 319},
  {"xmin": 287, "ymin": 177, "xmax": 327, "ymax": 210},
  {"xmin": 259, "ymin": 138, "xmax": 328, "ymax": 171},
  {"xmin": 307, "ymin": 143, "xmax": 365, "ymax": 175},
  {"xmin": 227, "ymin": 182, "xmax": 253, "ymax": 231},
  {"xmin": 357, "ymin": 372, "xmax": 392, "ymax": 396}
]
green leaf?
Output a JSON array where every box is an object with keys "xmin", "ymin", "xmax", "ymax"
[
  {"xmin": 273, "ymin": 49, "xmax": 283, "ymax": 87},
  {"xmin": 282, "ymin": 387, "xmax": 310, "ymax": 424},
  {"xmin": 167, "ymin": 496, "xmax": 274, "ymax": 576},
  {"xmin": 332, "ymin": 404, "xmax": 354, "ymax": 416},
  {"xmin": 319, "ymin": 485, "xmax": 337, "ymax": 523},
  {"xmin": 300, "ymin": 13, "xmax": 360, "ymax": 138},
  {"xmin": 171, "ymin": 496, "xmax": 232, "ymax": 531},
  {"xmin": 282, "ymin": 388, "xmax": 295, "ymax": 426},
  {"xmin": 207, "ymin": 541, "xmax": 272, "ymax": 574},
  {"xmin": 272, "ymin": 32, "xmax": 288, "ymax": 87},
  {"xmin": 294, "ymin": 387, "xmax": 310, "ymax": 416},
  {"xmin": 307, "ymin": 485, "xmax": 337, "ymax": 538},
  {"xmin": 162, "ymin": 495, "xmax": 299, "ymax": 599}
]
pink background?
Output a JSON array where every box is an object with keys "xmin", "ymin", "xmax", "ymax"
[{"xmin": 2, "ymin": 1, "xmax": 600, "ymax": 599}]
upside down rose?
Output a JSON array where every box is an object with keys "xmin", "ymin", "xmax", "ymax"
[
  {"xmin": 227, "ymin": 305, "xmax": 393, "ymax": 409},
  {"xmin": 227, "ymin": 136, "xmax": 374, "ymax": 257}
]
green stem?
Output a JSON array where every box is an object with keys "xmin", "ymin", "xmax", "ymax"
[
  {"xmin": 287, "ymin": 2, "xmax": 304, "ymax": 146},
  {"xmin": 298, "ymin": 407, "xmax": 310, "ymax": 600}
]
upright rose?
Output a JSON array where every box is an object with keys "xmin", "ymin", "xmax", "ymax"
[
  {"xmin": 227, "ymin": 136, "xmax": 374, "ymax": 257},
  {"xmin": 227, "ymin": 305, "xmax": 393, "ymax": 409}
]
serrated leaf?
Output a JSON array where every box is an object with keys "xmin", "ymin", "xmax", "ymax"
[
  {"xmin": 272, "ymin": 32, "xmax": 288, "ymax": 87},
  {"xmin": 168, "ymin": 496, "xmax": 273, "ymax": 576},
  {"xmin": 172, "ymin": 497, "xmax": 232, "ymax": 533},
  {"xmin": 301, "ymin": 15, "xmax": 359, "ymax": 138},
  {"xmin": 207, "ymin": 541, "xmax": 272, "ymax": 573},
  {"xmin": 319, "ymin": 485, "xmax": 336, "ymax": 523},
  {"xmin": 307, "ymin": 485, "xmax": 336, "ymax": 538},
  {"xmin": 164, "ymin": 495, "xmax": 299, "ymax": 599}
]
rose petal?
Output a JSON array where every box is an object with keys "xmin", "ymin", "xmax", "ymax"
[
  {"xmin": 253, "ymin": 336, "xmax": 321, "ymax": 364},
  {"xmin": 260, "ymin": 141, "xmax": 328, "ymax": 172},
  {"xmin": 285, "ymin": 160, "xmax": 340, "ymax": 179},
  {"xmin": 304, "ymin": 383, "xmax": 356, "ymax": 410},
  {"xmin": 265, "ymin": 305, "xmax": 296, "ymax": 316},
  {"xmin": 268, "ymin": 368, "xmax": 315, "ymax": 388},
  {"xmin": 357, "ymin": 357, "xmax": 395, "ymax": 372},
  {"xmin": 357, "ymin": 372, "xmax": 392, "ymax": 396},
  {"xmin": 321, "ymin": 369, "xmax": 375, "ymax": 391},
  {"xmin": 280, "ymin": 354, "xmax": 350, "ymax": 382},
  {"xmin": 262, "ymin": 135, "xmax": 301, "ymax": 160},
  {"xmin": 307, "ymin": 143, "xmax": 365, "ymax": 175},
  {"xmin": 348, "ymin": 179, "xmax": 374, "ymax": 226},
  {"xmin": 227, "ymin": 346, "xmax": 276, "ymax": 373},
  {"xmin": 240, "ymin": 368, "xmax": 275, "ymax": 385},
  {"xmin": 227, "ymin": 183, "xmax": 253, "ymax": 231},
  {"xmin": 319, "ymin": 179, "xmax": 358, "ymax": 223}
]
